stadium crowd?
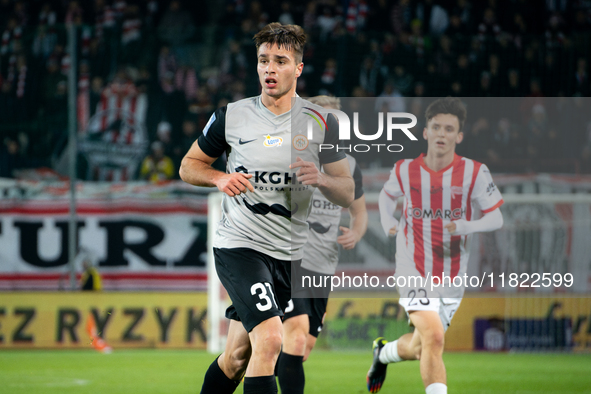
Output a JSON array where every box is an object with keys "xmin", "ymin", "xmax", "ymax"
[{"xmin": 1, "ymin": 0, "xmax": 591, "ymax": 179}]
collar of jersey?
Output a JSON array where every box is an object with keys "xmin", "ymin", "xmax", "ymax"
[
  {"xmin": 419, "ymin": 153, "xmax": 462, "ymax": 175},
  {"xmin": 257, "ymin": 94, "xmax": 300, "ymax": 124}
]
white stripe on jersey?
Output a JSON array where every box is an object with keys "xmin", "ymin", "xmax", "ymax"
[
  {"xmin": 420, "ymin": 165, "xmax": 432, "ymax": 276},
  {"xmin": 399, "ymin": 159, "xmax": 413, "ymax": 258},
  {"xmin": 441, "ymin": 166, "xmax": 453, "ymax": 276},
  {"xmin": 203, "ymin": 112, "xmax": 216, "ymax": 136}
]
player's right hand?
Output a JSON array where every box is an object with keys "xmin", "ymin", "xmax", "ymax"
[
  {"xmin": 388, "ymin": 225, "xmax": 397, "ymax": 237},
  {"xmin": 215, "ymin": 172, "xmax": 254, "ymax": 197}
]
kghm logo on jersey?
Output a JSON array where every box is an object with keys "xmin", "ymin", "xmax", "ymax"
[
  {"xmin": 264, "ymin": 134, "xmax": 283, "ymax": 147},
  {"xmin": 292, "ymin": 134, "xmax": 309, "ymax": 150}
]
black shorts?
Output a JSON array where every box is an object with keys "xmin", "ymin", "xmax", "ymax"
[
  {"xmin": 283, "ymin": 296, "xmax": 329, "ymax": 338},
  {"xmin": 215, "ymin": 247, "xmax": 294, "ymax": 333},
  {"xmin": 284, "ymin": 265, "xmax": 331, "ymax": 338}
]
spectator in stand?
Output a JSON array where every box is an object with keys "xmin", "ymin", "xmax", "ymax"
[
  {"xmin": 428, "ymin": 1, "xmax": 449, "ymax": 36},
  {"xmin": 319, "ymin": 58, "xmax": 338, "ymax": 95},
  {"xmin": 452, "ymin": 53, "xmax": 474, "ymax": 95},
  {"xmin": 375, "ymin": 80, "xmax": 405, "ymax": 113},
  {"xmin": 488, "ymin": 118, "xmax": 525, "ymax": 162},
  {"xmin": 155, "ymin": 121, "xmax": 174, "ymax": 158},
  {"xmin": 487, "ymin": 54, "xmax": 501, "ymax": 96},
  {"xmin": 573, "ymin": 58, "xmax": 589, "ymax": 97},
  {"xmin": 527, "ymin": 104, "xmax": 549, "ymax": 160},
  {"xmin": 120, "ymin": 4, "xmax": 143, "ymax": 66},
  {"xmin": 157, "ymin": 0, "xmax": 196, "ymax": 62},
  {"xmin": 390, "ymin": 0, "xmax": 412, "ymax": 34},
  {"xmin": 477, "ymin": 71, "xmax": 492, "ymax": 97},
  {"xmin": 359, "ymin": 56, "xmax": 384, "ymax": 96},
  {"xmin": 458, "ymin": 116, "xmax": 491, "ymax": 160},
  {"xmin": 582, "ymin": 122, "xmax": 591, "ymax": 173},
  {"xmin": 80, "ymin": 258, "xmax": 102, "ymax": 291},
  {"xmin": 391, "ymin": 65, "xmax": 413, "ymax": 97},
  {"xmin": 317, "ymin": 6, "xmax": 338, "ymax": 42},
  {"xmin": 501, "ymin": 69, "xmax": 521, "ymax": 97},
  {"xmin": 172, "ymin": 116, "xmax": 198, "ymax": 173},
  {"xmin": 220, "ymin": 40, "xmax": 248, "ymax": 84},
  {"xmin": 0, "ymin": 79, "xmax": 15, "ymax": 124},
  {"xmin": 0, "ymin": 137, "xmax": 26, "ymax": 178},
  {"xmin": 140, "ymin": 141, "xmax": 174, "ymax": 182}
]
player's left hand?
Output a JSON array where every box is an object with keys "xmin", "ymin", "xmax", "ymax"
[
  {"xmin": 337, "ymin": 226, "xmax": 359, "ymax": 250},
  {"xmin": 290, "ymin": 156, "xmax": 325, "ymax": 187},
  {"xmin": 445, "ymin": 222, "xmax": 457, "ymax": 234}
]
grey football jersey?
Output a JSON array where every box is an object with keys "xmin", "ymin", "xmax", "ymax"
[
  {"xmin": 302, "ymin": 155, "xmax": 364, "ymax": 274},
  {"xmin": 197, "ymin": 96, "xmax": 345, "ymax": 260}
]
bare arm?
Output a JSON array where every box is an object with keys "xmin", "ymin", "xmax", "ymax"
[
  {"xmin": 337, "ymin": 195, "xmax": 368, "ymax": 250},
  {"xmin": 179, "ymin": 141, "xmax": 253, "ymax": 196},
  {"xmin": 290, "ymin": 157, "xmax": 354, "ymax": 208}
]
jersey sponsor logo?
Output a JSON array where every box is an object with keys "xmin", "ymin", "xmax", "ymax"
[
  {"xmin": 486, "ymin": 182, "xmax": 497, "ymax": 196},
  {"xmin": 239, "ymin": 138, "xmax": 257, "ymax": 145},
  {"xmin": 308, "ymin": 221, "xmax": 332, "ymax": 234},
  {"xmin": 312, "ymin": 199, "xmax": 341, "ymax": 210},
  {"xmin": 408, "ymin": 207, "xmax": 466, "ymax": 220},
  {"xmin": 263, "ymin": 134, "xmax": 283, "ymax": 147},
  {"xmin": 451, "ymin": 186, "xmax": 464, "ymax": 199},
  {"xmin": 235, "ymin": 165, "xmax": 301, "ymax": 185},
  {"xmin": 241, "ymin": 197, "xmax": 297, "ymax": 218},
  {"xmin": 292, "ymin": 134, "xmax": 309, "ymax": 150}
]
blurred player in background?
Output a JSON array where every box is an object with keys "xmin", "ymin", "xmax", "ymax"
[
  {"xmin": 277, "ymin": 95, "xmax": 368, "ymax": 394},
  {"xmin": 367, "ymin": 97, "xmax": 504, "ymax": 394},
  {"xmin": 180, "ymin": 23, "xmax": 353, "ymax": 394}
]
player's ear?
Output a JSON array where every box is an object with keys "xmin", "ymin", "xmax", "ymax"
[
  {"xmin": 423, "ymin": 128, "xmax": 428, "ymax": 140},
  {"xmin": 456, "ymin": 131, "xmax": 464, "ymax": 144},
  {"xmin": 296, "ymin": 62, "xmax": 303, "ymax": 77}
]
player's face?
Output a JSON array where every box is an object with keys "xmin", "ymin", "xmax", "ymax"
[
  {"xmin": 257, "ymin": 43, "xmax": 303, "ymax": 99},
  {"xmin": 423, "ymin": 113, "xmax": 463, "ymax": 157}
]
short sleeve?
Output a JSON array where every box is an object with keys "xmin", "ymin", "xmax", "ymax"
[
  {"xmin": 382, "ymin": 162, "xmax": 404, "ymax": 199},
  {"xmin": 197, "ymin": 106, "xmax": 228, "ymax": 158},
  {"xmin": 353, "ymin": 162, "xmax": 364, "ymax": 200},
  {"xmin": 471, "ymin": 164, "xmax": 504, "ymax": 213},
  {"xmin": 318, "ymin": 114, "xmax": 346, "ymax": 164}
]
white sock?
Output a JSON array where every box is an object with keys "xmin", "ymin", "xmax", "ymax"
[
  {"xmin": 378, "ymin": 340, "xmax": 403, "ymax": 364},
  {"xmin": 425, "ymin": 383, "xmax": 447, "ymax": 394}
]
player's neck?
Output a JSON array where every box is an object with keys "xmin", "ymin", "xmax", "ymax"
[
  {"xmin": 261, "ymin": 89, "xmax": 296, "ymax": 115},
  {"xmin": 424, "ymin": 150, "xmax": 455, "ymax": 172}
]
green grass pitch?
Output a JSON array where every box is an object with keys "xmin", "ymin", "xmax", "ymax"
[{"xmin": 0, "ymin": 349, "xmax": 590, "ymax": 393}]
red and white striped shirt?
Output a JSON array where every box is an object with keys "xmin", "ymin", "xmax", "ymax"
[{"xmin": 382, "ymin": 154, "xmax": 503, "ymax": 280}]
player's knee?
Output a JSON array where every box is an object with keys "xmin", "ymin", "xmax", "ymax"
[
  {"xmin": 291, "ymin": 329, "xmax": 308, "ymax": 352},
  {"xmin": 254, "ymin": 329, "xmax": 283, "ymax": 357},
  {"xmin": 423, "ymin": 329, "xmax": 445, "ymax": 352}
]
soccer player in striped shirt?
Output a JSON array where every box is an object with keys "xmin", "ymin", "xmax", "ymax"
[{"xmin": 367, "ymin": 97, "xmax": 504, "ymax": 394}]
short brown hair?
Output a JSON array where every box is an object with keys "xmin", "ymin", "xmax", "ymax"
[
  {"xmin": 307, "ymin": 95, "xmax": 341, "ymax": 110},
  {"xmin": 253, "ymin": 22, "xmax": 307, "ymax": 63},
  {"xmin": 425, "ymin": 97, "xmax": 467, "ymax": 131}
]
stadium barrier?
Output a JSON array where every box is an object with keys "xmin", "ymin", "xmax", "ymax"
[
  {"xmin": 1, "ymin": 293, "xmax": 590, "ymax": 352},
  {"xmin": 0, "ymin": 292, "xmax": 208, "ymax": 349}
]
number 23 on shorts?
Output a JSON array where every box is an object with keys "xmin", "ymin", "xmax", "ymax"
[{"xmin": 408, "ymin": 288, "xmax": 430, "ymax": 306}]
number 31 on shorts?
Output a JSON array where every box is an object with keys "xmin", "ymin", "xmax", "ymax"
[{"xmin": 251, "ymin": 282, "xmax": 278, "ymax": 311}]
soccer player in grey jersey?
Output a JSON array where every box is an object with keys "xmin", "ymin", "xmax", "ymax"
[
  {"xmin": 180, "ymin": 23, "xmax": 354, "ymax": 394},
  {"xmin": 277, "ymin": 96, "xmax": 368, "ymax": 394}
]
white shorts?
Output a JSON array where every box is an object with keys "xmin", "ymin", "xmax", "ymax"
[{"xmin": 398, "ymin": 296, "xmax": 462, "ymax": 332}]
